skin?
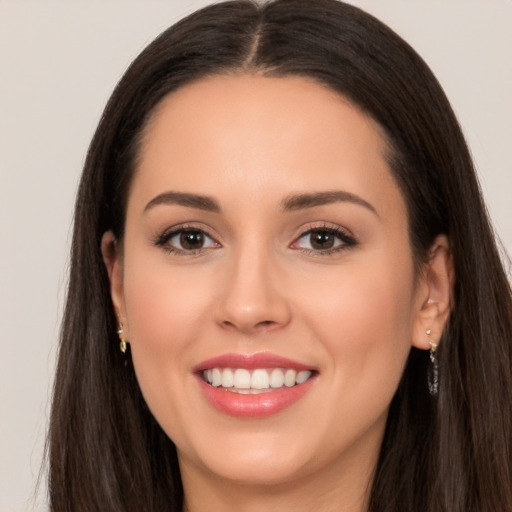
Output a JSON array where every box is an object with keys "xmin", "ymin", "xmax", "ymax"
[{"xmin": 102, "ymin": 75, "xmax": 453, "ymax": 512}]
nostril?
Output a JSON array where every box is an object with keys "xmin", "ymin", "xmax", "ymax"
[
  {"xmin": 253, "ymin": 319, "xmax": 282, "ymax": 332},
  {"xmin": 214, "ymin": 288, "xmax": 292, "ymax": 333},
  {"xmin": 219, "ymin": 318, "xmax": 279, "ymax": 334}
]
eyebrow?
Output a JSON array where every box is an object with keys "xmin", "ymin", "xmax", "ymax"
[
  {"xmin": 144, "ymin": 189, "xmax": 377, "ymax": 216},
  {"xmin": 144, "ymin": 191, "xmax": 221, "ymax": 213},
  {"xmin": 281, "ymin": 191, "xmax": 378, "ymax": 216}
]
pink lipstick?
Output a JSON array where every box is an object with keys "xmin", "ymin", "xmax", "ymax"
[{"xmin": 194, "ymin": 353, "xmax": 317, "ymax": 418}]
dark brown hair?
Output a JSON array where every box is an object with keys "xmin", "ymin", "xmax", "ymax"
[{"xmin": 48, "ymin": 1, "xmax": 512, "ymax": 510}]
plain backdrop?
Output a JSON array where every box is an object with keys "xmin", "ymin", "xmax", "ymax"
[{"xmin": 1, "ymin": 1, "xmax": 511, "ymax": 511}]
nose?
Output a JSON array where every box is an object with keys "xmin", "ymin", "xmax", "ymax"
[{"xmin": 214, "ymin": 247, "xmax": 292, "ymax": 335}]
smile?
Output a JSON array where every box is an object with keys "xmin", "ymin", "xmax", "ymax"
[
  {"xmin": 195, "ymin": 353, "xmax": 317, "ymax": 417},
  {"xmin": 203, "ymin": 368, "xmax": 313, "ymax": 393}
]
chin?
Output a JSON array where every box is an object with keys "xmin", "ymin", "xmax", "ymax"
[
  {"xmin": 202, "ymin": 450, "xmax": 313, "ymax": 487},
  {"xmin": 176, "ymin": 424, "xmax": 319, "ymax": 487}
]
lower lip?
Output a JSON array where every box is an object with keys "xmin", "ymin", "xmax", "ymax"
[{"xmin": 197, "ymin": 375, "xmax": 316, "ymax": 418}]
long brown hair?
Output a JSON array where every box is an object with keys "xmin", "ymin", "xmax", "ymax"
[{"xmin": 48, "ymin": 1, "xmax": 512, "ymax": 510}]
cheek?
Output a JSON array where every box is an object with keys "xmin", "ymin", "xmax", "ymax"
[
  {"xmin": 124, "ymin": 256, "xmax": 209, "ymax": 351},
  {"xmin": 288, "ymin": 256, "xmax": 417, "ymax": 460},
  {"xmin": 297, "ymin": 251, "xmax": 416, "ymax": 393},
  {"xmin": 121, "ymin": 252, "xmax": 213, "ymax": 420}
]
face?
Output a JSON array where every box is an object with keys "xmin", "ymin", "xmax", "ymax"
[{"xmin": 104, "ymin": 75, "xmax": 440, "ymax": 496}]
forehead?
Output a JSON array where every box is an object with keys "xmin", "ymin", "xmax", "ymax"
[{"xmin": 130, "ymin": 74, "xmax": 402, "ymax": 218}]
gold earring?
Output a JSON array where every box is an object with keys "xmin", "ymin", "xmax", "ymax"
[
  {"xmin": 117, "ymin": 322, "xmax": 128, "ymax": 354},
  {"xmin": 426, "ymin": 329, "xmax": 439, "ymax": 396}
]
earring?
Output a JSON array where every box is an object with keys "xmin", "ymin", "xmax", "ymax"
[
  {"xmin": 426, "ymin": 329, "xmax": 439, "ymax": 396},
  {"xmin": 117, "ymin": 322, "xmax": 128, "ymax": 354}
]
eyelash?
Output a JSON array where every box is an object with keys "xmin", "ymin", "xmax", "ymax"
[
  {"xmin": 153, "ymin": 224, "xmax": 219, "ymax": 255},
  {"xmin": 153, "ymin": 224, "xmax": 357, "ymax": 256},
  {"xmin": 292, "ymin": 224, "xmax": 357, "ymax": 255}
]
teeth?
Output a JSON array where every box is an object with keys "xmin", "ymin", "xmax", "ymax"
[
  {"xmin": 221, "ymin": 368, "xmax": 234, "ymax": 388},
  {"xmin": 296, "ymin": 370, "xmax": 311, "ymax": 384},
  {"xmin": 203, "ymin": 367, "xmax": 312, "ymax": 391},
  {"xmin": 284, "ymin": 369, "xmax": 296, "ymax": 387},
  {"xmin": 233, "ymin": 369, "xmax": 251, "ymax": 388},
  {"xmin": 251, "ymin": 369, "xmax": 269, "ymax": 389},
  {"xmin": 270, "ymin": 368, "xmax": 284, "ymax": 388},
  {"xmin": 211, "ymin": 368, "xmax": 222, "ymax": 387}
]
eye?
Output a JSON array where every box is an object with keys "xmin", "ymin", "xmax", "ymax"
[
  {"xmin": 171, "ymin": 229, "xmax": 213, "ymax": 250},
  {"xmin": 155, "ymin": 227, "xmax": 219, "ymax": 254},
  {"xmin": 292, "ymin": 226, "xmax": 356, "ymax": 254}
]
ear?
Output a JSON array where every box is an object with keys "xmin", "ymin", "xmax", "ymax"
[
  {"xmin": 101, "ymin": 231, "xmax": 129, "ymax": 340},
  {"xmin": 411, "ymin": 234, "xmax": 454, "ymax": 350}
]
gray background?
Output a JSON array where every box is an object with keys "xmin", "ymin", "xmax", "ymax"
[{"xmin": 1, "ymin": 1, "xmax": 511, "ymax": 511}]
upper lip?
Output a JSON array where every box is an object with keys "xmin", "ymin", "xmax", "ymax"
[{"xmin": 193, "ymin": 352, "xmax": 315, "ymax": 373}]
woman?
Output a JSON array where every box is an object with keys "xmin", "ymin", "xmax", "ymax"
[{"xmin": 48, "ymin": 1, "xmax": 512, "ymax": 511}]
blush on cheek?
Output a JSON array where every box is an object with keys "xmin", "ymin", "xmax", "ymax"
[
  {"xmin": 124, "ymin": 258, "xmax": 209, "ymax": 344},
  {"xmin": 305, "ymin": 266, "xmax": 414, "ymax": 385}
]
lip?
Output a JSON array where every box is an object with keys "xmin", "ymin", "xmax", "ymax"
[
  {"xmin": 193, "ymin": 352, "xmax": 315, "ymax": 372},
  {"xmin": 193, "ymin": 352, "xmax": 317, "ymax": 418}
]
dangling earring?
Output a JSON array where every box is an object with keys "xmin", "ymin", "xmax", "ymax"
[
  {"xmin": 117, "ymin": 322, "xmax": 129, "ymax": 354},
  {"xmin": 426, "ymin": 329, "xmax": 439, "ymax": 396}
]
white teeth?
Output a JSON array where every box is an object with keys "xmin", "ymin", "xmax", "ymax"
[
  {"xmin": 203, "ymin": 367, "xmax": 313, "ymax": 391},
  {"xmin": 221, "ymin": 368, "xmax": 234, "ymax": 388},
  {"xmin": 296, "ymin": 370, "xmax": 312, "ymax": 384},
  {"xmin": 211, "ymin": 368, "xmax": 222, "ymax": 387},
  {"xmin": 284, "ymin": 369, "xmax": 296, "ymax": 387},
  {"xmin": 270, "ymin": 368, "xmax": 285, "ymax": 388},
  {"xmin": 233, "ymin": 368, "xmax": 251, "ymax": 388},
  {"xmin": 251, "ymin": 369, "xmax": 270, "ymax": 389}
]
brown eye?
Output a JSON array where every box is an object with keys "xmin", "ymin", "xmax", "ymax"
[
  {"xmin": 179, "ymin": 230, "xmax": 205, "ymax": 250},
  {"xmin": 292, "ymin": 226, "xmax": 356, "ymax": 254},
  {"xmin": 159, "ymin": 228, "xmax": 219, "ymax": 253},
  {"xmin": 309, "ymin": 230, "xmax": 336, "ymax": 250}
]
